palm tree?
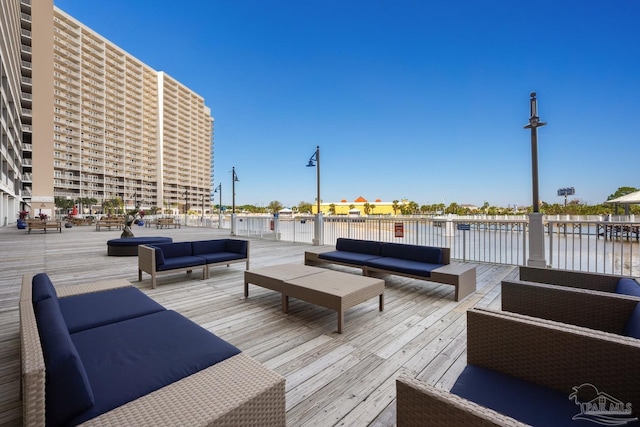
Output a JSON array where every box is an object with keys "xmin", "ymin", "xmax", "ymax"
[
  {"xmin": 363, "ymin": 203, "xmax": 371, "ymax": 215},
  {"xmin": 392, "ymin": 200, "xmax": 399, "ymax": 215},
  {"xmin": 329, "ymin": 203, "xmax": 336, "ymax": 215}
]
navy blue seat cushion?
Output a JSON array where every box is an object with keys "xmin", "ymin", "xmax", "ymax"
[
  {"xmin": 107, "ymin": 237, "xmax": 172, "ymax": 247},
  {"xmin": 157, "ymin": 256, "xmax": 206, "ymax": 271},
  {"xmin": 623, "ymin": 303, "xmax": 640, "ymax": 338},
  {"xmin": 335, "ymin": 238, "xmax": 383, "ymax": 256},
  {"xmin": 32, "ymin": 273, "xmax": 57, "ymax": 305},
  {"xmin": 155, "ymin": 241, "xmax": 193, "ymax": 258},
  {"xmin": 58, "ymin": 287, "xmax": 166, "ymax": 333},
  {"xmin": 364, "ymin": 257, "xmax": 442, "ymax": 277},
  {"xmin": 616, "ymin": 278, "xmax": 640, "ymax": 297},
  {"xmin": 35, "ymin": 297, "xmax": 94, "ymax": 427},
  {"xmin": 381, "ymin": 243, "xmax": 443, "ymax": 264},
  {"xmin": 319, "ymin": 250, "xmax": 383, "ymax": 266},
  {"xmin": 68, "ymin": 310, "xmax": 241, "ymax": 425},
  {"xmin": 192, "ymin": 239, "xmax": 227, "ymax": 254},
  {"xmin": 225, "ymin": 239, "xmax": 248, "ymax": 255},
  {"xmin": 451, "ymin": 365, "xmax": 595, "ymax": 426},
  {"xmin": 197, "ymin": 252, "xmax": 246, "ymax": 264}
]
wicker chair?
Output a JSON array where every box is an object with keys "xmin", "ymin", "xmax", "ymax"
[
  {"xmin": 518, "ymin": 265, "xmax": 637, "ymax": 293},
  {"xmin": 502, "ymin": 279, "xmax": 640, "ymax": 335},
  {"xmin": 396, "ymin": 308, "xmax": 640, "ymax": 426}
]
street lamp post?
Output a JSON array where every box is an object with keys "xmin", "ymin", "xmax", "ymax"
[
  {"xmin": 524, "ymin": 92, "xmax": 547, "ymax": 267},
  {"xmin": 306, "ymin": 146, "xmax": 323, "ymax": 245},
  {"xmin": 214, "ymin": 184, "xmax": 222, "ymax": 228},
  {"xmin": 231, "ymin": 167, "xmax": 239, "ymax": 236}
]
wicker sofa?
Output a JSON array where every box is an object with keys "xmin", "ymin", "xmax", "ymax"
[
  {"xmin": 396, "ymin": 308, "xmax": 640, "ymax": 426},
  {"xmin": 138, "ymin": 239, "xmax": 250, "ymax": 289},
  {"xmin": 20, "ymin": 273, "xmax": 285, "ymax": 427}
]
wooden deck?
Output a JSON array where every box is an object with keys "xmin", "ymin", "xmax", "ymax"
[{"xmin": 0, "ymin": 224, "xmax": 517, "ymax": 426}]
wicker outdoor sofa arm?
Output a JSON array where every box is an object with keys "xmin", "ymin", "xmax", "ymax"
[
  {"xmin": 395, "ymin": 375, "xmax": 527, "ymax": 427},
  {"xmin": 501, "ymin": 279, "xmax": 639, "ymax": 334},
  {"xmin": 518, "ymin": 266, "xmax": 625, "ymax": 292}
]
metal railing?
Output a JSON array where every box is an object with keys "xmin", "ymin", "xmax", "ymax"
[{"xmin": 181, "ymin": 214, "xmax": 640, "ymax": 277}]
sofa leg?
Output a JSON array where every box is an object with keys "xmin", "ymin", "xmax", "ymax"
[
  {"xmin": 138, "ymin": 269, "xmax": 142, "ymax": 282},
  {"xmin": 152, "ymin": 274, "xmax": 157, "ymax": 289}
]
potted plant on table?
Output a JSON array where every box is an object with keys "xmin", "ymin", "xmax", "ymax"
[{"xmin": 17, "ymin": 211, "xmax": 29, "ymax": 229}]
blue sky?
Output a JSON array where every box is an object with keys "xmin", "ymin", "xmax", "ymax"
[{"xmin": 54, "ymin": 0, "xmax": 640, "ymax": 209}]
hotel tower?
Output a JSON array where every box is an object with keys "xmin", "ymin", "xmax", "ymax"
[{"xmin": 0, "ymin": 0, "xmax": 213, "ymax": 224}]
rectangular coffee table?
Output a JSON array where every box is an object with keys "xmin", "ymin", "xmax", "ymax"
[{"xmin": 244, "ymin": 264, "xmax": 384, "ymax": 333}]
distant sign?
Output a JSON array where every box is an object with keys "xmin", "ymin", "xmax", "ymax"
[
  {"xmin": 394, "ymin": 222, "xmax": 404, "ymax": 238},
  {"xmin": 457, "ymin": 224, "xmax": 471, "ymax": 231},
  {"xmin": 557, "ymin": 187, "xmax": 575, "ymax": 197}
]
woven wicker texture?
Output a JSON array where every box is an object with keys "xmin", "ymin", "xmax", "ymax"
[
  {"xmin": 502, "ymin": 279, "xmax": 638, "ymax": 333},
  {"xmin": 396, "ymin": 376, "xmax": 527, "ymax": 426},
  {"xmin": 56, "ymin": 279, "xmax": 133, "ymax": 297},
  {"xmin": 519, "ymin": 266, "xmax": 625, "ymax": 292},
  {"xmin": 467, "ymin": 308, "xmax": 640, "ymax": 414},
  {"xmin": 81, "ymin": 353, "xmax": 285, "ymax": 427}
]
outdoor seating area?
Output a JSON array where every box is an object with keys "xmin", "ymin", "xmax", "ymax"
[
  {"xmin": 305, "ymin": 238, "xmax": 476, "ymax": 301},
  {"xmin": 2, "ymin": 225, "xmax": 640, "ymax": 426}
]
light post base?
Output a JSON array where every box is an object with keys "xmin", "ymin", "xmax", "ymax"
[
  {"xmin": 230, "ymin": 213, "xmax": 237, "ymax": 236},
  {"xmin": 527, "ymin": 213, "xmax": 547, "ymax": 267},
  {"xmin": 312, "ymin": 213, "xmax": 324, "ymax": 246}
]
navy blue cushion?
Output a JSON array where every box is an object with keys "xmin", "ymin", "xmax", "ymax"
[
  {"xmin": 32, "ymin": 273, "xmax": 57, "ymax": 305},
  {"xmin": 381, "ymin": 243, "xmax": 442, "ymax": 264},
  {"xmin": 319, "ymin": 250, "xmax": 383, "ymax": 266},
  {"xmin": 35, "ymin": 297, "xmax": 94, "ymax": 427},
  {"xmin": 68, "ymin": 310, "xmax": 241, "ymax": 425},
  {"xmin": 335, "ymin": 238, "xmax": 383, "ymax": 256},
  {"xmin": 623, "ymin": 303, "xmax": 640, "ymax": 338},
  {"xmin": 155, "ymin": 242, "xmax": 193, "ymax": 258},
  {"xmin": 191, "ymin": 239, "xmax": 227, "ymax": 255},
  {"xmin": 197, "ymin": 252, "xmax": 246, "ymax": 264},
  {"xmin": 616, "ymin": 278, "xmax": 640, "ymax": 297},
  {"xmin": 365, "ymin": 257, "xmax": 442, "ymax": 277},
  {"xmin": 225, "ymin": 239, "xmax": 248, "ymax": 255},
  {"xmin": 157, "ymin": 256, "xmax": 206, "ymax": 271},
  {"xmin": 59, "ymin": 287, "xmax": 166, "ymax": 333},
  {"xmin": 107, "ymin": 237, "xmax": 172, "ymax": 247},
  {"xmin": 451, "ymin": 365, "xmax": 595, "ymax": 426}
]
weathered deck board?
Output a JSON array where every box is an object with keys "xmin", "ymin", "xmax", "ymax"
[{"xmin": 0, "ymin": 224, "xmax": 516, "ymax": 426}]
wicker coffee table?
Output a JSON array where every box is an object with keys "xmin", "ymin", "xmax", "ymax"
[{"xmin": 244, "ymin": 264, "xmax": 384, "ymax": 333}]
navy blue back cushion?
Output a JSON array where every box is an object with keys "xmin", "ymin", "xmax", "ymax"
[
  {"xmin": 59, "ymin": 287, "xmax": 165, "ymax": 333},
  {"xmin": 623, "ymin": 303, "xmax": 640, "ymax": 338},
  {"xmin": 381, "ymin": 243, "xmax": 443, "ymax": 264},
  {"xmin": 616, "ymin": 278, "xmax": 640, "ymax": 297},
  {"xmin": 191, "ymin": 239, "xmax": 227, "ymax": 255},
  {"xmin": 336, "ymin": 238, "xmax": 382, "ymax": 256},
  {"xmin": 35, "ymin": 298, "xmax": 94, "ymax": 427},
  {"xmin": 225, "ymin": 239, "xmax": 248, "ymax": 255},
  {"xmin": 451, "ymin": 365, "xmax": 594, "ymax": 426},
  {"xmin": 69, "ymin": 310, "xmax": 241, "ymax": 425},
  {"xmin": 32, "ymin": 273, "xmax": 57, "ymax": 305},
  {"xmin": 156, "ymin": 242, "xmax": 192, "ymax": 258}
]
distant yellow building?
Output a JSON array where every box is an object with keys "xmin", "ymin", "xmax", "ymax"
[{"xmin": 311, "ymin": 196, "xmax": 397, "ymax": 216}]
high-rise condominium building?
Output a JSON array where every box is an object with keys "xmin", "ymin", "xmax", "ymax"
[{"xmin": 1, "ymin": 0, "xmax": 213, "ymax": 225}]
